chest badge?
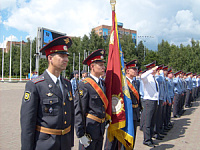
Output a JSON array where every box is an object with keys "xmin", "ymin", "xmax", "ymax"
[
  {"xmin": 65, "ymin": 84, "xmax": 68, "ymax": 88},
  {"xmin": 49, "ymin": 107, "xmax": 53, "ymax": 113},
  {"xmin": 68, "ymin": 91, "xmax": 73, "ymax": 101},
  {"xmin": 46, "ymin": 93, "xmax": 53, "ymax": 97}
]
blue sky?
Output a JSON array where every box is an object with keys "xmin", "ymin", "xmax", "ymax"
[{"xmin": 1, "ymin": 0, "xmax": 200, "ymax": 51}]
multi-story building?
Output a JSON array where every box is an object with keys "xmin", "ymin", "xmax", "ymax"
[
  {"xmin": 5, "ymin": 41, "xmax": 26, "ymax": 53},
  {"xmin": 92, "ymin": 22, "xmax": 137, "ymax": 45}
]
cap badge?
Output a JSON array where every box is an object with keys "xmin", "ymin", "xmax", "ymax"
[
  {"xmin": 64, "ymin": 38, "xmax": 70, "ymax": 44},
  {"xmin": 100, "ymin": 50, "xmax": 104, "ymax": 54},
  {"xmin": 63, "ymin": 46, "xmax": 68, "ymax": 51}
]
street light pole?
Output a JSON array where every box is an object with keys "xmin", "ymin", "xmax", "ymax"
[
  {"xmin": 20, "ymin": 37, "xmax": 22, "ymax": 81},
  {"xmin": 30, "ymin": 37, "xmax": 32, "ymax": 80},
  {"xmin": 138, "ymin": 36, "xmax": 154, "ymax": 61}
]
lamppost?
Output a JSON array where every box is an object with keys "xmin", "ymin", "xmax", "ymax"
[{"xmin": 138, "ymin": 35, "xmax": 154, "ymax": 61}]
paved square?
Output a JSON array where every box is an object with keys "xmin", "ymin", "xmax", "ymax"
[{"xmin": 0, "ymin": 82, "xmax": 200, "ymax": 150}]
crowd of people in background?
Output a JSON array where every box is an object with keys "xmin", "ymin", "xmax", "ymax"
[
  {"xmin": 20, "ymin": 35, "xmax": 200, "ymax": 150},
  {"xmin": 71, "ymin": 60, "xmax": 200, "ymax": 148}
]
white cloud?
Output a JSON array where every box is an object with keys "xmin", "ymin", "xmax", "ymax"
[
  {"xmin": 0, "ymin": 16, "xmax": 2, "ymax": 24},
  {"xmin": 0, "ymin": 0, "xmax": 16, "ymax": 10},
  {"xmin": 3, "ymin": 0, "xmax": 111, "ymax": 38},
  {"xmin": 2, "ymin": 0, "xmax": 200, "ymax": 50},
  {"xmin": 0, "ymin": 35, "xmax": 18, "ymax": 48}
]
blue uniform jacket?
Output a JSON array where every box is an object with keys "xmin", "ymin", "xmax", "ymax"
[
  {"xmin": 185, "ymin": 77, "xmax": 193, "ymax": 90},
  {"xmin": 71, "ymin": 77, "xmax": 79, "ymax": 97},
  {"xmin": 166, "ymin": 77, "xmax": 174, "ymax": 103},
  {"xmin": 155, "ymin": 72, "xmax": 165, "ymax": 101},
  {"xmin": 192, "ymin": 77, "xmax": 197, "ymax": 88},
  {"xmin": 173, "ymin": 77, "xmax": 182, "ymax": 94}
]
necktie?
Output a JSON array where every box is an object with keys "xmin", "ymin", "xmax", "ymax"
[
  {"xmin": 153, "ymin": 76, "xmax": 158, "ymax": 92},
  {"xmin": 132, "ymin": 80, "xmax": 138, "ymax": 91},
  {"xmin": 56, "ymin": 79, "xmax": 62, "ymax": 93},
  {"xmin": 98, "ymin": 79, "xmax": 105, "ymax": 92}
]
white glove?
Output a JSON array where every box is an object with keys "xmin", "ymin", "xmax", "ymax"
[
  {"xmin": 105, "ymin": 120, "xmax": 112, "ymax": 129},
  {"xmin": 80, "ymin": 135, "xmax": 91, "ymax": 148},
  {"xmin": 105, "ymin": 123, "xmax": 109, "ymax": 129}
]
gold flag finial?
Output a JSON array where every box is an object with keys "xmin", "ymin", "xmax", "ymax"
[{"xmin": 110, "ymin": 0, "xmax": 116, "ymax": 11}]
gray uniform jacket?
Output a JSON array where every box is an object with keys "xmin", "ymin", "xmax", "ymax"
[
  {"xmin": 74, "ymin": 76, "xmax": 106, "ymax": 140},
  {"xmin": 20, "ymin": 70, "xmax": 74, "ymax": 150},
  {"xmin": 127, "ymin": 78, "xmax": 140, "ymax": 121}
]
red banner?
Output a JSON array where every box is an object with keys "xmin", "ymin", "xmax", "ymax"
[{"xmin": 105, "ymin": 10, "xmax": 126, "ymax": 142}]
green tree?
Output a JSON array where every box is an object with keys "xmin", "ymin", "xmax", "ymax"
[
  {"xmin": 158, "ymin": 40, "xmax": 171, "ymax": 65},
  {"xmin": 12, "ymin": 45, "xmax": 20, "ymax": 77},
  {"xmin": 136, "ymin": 41, "xmax": 145, "ymax": 68},
  {"xmin": 120, "ymin": 34, "xmax": 137, "ymax": 63},
  {"xmin": 142, "ymin": 50, "xmax": 159, "ymax": 70}
]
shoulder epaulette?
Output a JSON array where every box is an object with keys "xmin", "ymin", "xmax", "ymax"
[
  {"xmin": 82, "ymin": 78, "xmax": 89, "ymax": 84},
  {"xmin": 64, "ymin": 78, "xmax": 70, "ymax": 82},
  {"xmin": 31, "ymin": 75, "xmax": 44, "ymax": 84}
]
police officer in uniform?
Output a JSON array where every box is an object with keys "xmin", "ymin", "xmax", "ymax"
[
  {"xmin": 80, "ymin": 70, "xmax": 88, "ymax": 81},
  {"xmin": 185, "ymin": 72, "xmax": 193, "ymax": 108},
  {"xmin": 173, "ymin": 71, "xmax": 182, "ymax": 118},
  {"xmin": 74, "ymin": 49, "xmax": 107, "ymax": 150},
  {"xmin": 154, "ymin": 64, "xmax": 165, "ymax": 140},
  {"xmin": 197, "ymin": 75, "xmax": 200, "ymax": 97},
  {"xmin": 192, "ymin": 73, "xmax": 197, "ymax": 101},
  {"xmin": 71, "ymin": 70, "xmax": 79, "ymax": 97},
  {"xmin": 20, "ymin": 36, "xmax": 74, "ymax": 150},
  {"xmin": 125, "ymin": 59, "xmax": 141, "ymax": 147},
  {"xmin": 166, "ymin": 68, "xmax": 174, "ymax": 128},
  {"xmin": 141, "ymin": 61, "xmax": 159, "ymax": 147}
]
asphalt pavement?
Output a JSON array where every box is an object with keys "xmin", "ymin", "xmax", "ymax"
[{"xmin": 0, "ymin": 82, "xmax": 200, "ymax": 150}]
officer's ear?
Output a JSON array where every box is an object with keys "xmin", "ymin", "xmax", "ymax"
[
  {"xmin": 90, "ymin": 63, "xmax": 95, "ymax": 70},
  {"xmin": 47, "ymin": 55, "xmax": 52, "ymax": 64},
  {"xmin": 47, "ymin": 54, "xmax": 56, "ymax": 64}
]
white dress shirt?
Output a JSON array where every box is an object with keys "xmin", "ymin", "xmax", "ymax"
[
  {"xmin": 46, "ymin": 69, "xmax": 63, "ymax": 93},
  {"xmin": 90, "ymin": 73, "xmax": 100, "ymax": 83},
  {"xmin": 141, "ymin": 69, "xmax": 159, "ymax": 101}
]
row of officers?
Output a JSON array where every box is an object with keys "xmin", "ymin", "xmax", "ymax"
[{"xmin": 20, "ymin": 36, "xmax": 200, "ymax": 150}]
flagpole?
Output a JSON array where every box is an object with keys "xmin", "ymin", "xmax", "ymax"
[
  {"xmin": 87, "ymin": 51, "xmax": 90, "ymax": 74},
  {"xmin": 79, "ymin": 52, "xmax": 80, "ymax": 81},
  {"xmin": 20, "ymin": 37, "xmax": 22, "ymax": 81},
  {"xmin": 9, "ymin": 35, "xmax": 12, "ymax": 82},
  {"xmin": 110, "ymin": 0, "xmax": 116, "ymax": 11},
  {"xmin": 1, "ymin": 36, "xmax": 4, "ymax": 81},
  {"xmin": 30, "ymin": 37, "xmax": 32, "ymax": 80},
  {"xmin": 73, "ymin": 53, "xmax": 75, "ymax": 72}
]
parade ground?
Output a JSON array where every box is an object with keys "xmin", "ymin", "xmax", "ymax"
[{"xmin": 0, "ymin": 82, "xmax": 200, "ymax": 150}]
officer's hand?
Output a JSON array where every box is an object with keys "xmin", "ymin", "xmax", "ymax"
[
  {"xmin": 105, "ymin": 123, "xmax": 109, "ymax": 129},
  {"xmin": 163, "ymin": 102, "xmax": 167, "ymax": 106},
  {"xmin": 152, "ymin": 66, "xmax": 158, "ymax": 71},
  {"xmin": 169, "ymin": 103, "xmax": 172, "ymax": 106},
  {"xmin": 159, "ymin": 70, "xmax": 163, "ymax": 74},
  {"xmin": 105, "ymin": 120, "xmax": 112, "ymax": 129},
  {"xmin": 80, "ymin": 135, "xmax": 91, "ymax": 148}
]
